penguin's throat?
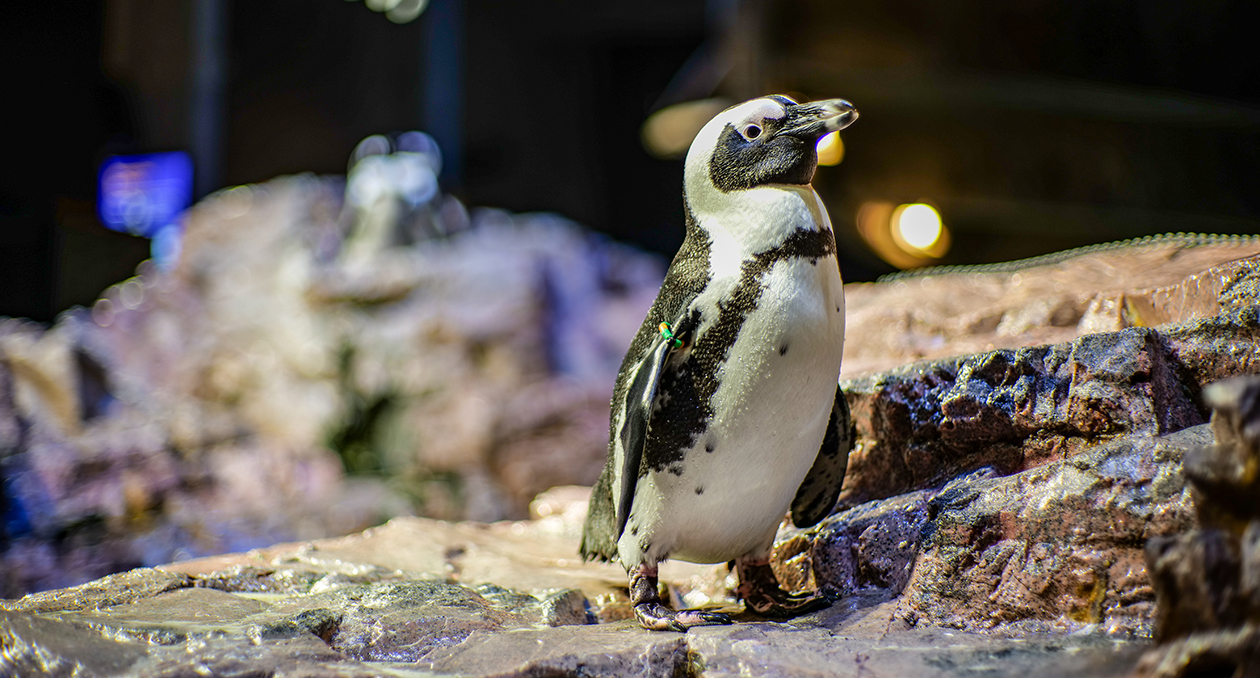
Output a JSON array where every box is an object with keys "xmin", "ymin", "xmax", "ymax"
[{"xmin": 692, "ymin": 184, "xmax": 828, "ymax": 258}]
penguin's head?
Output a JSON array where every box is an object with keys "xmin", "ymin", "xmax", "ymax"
[{"xmin": 684, "ymin": 95, "xmax": 857, "ymax": 198}]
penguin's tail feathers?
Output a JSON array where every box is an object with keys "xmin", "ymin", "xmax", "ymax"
[{"xmin": 579, "ymin": 468, "xmax": 623, "ymax": 563}]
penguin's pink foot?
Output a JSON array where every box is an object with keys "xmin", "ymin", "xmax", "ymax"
[
  {"xmin": 630, "ymin": 564, "xmax": 732, "ymax": 631},
  {"xmin": 735, "ymin": 556, "xmax": 834, "ymax": 619}
]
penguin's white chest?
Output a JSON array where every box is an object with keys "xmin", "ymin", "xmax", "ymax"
[{"xmin": 618, "ymin": 247, "xmax": 845, "ymax": 568}]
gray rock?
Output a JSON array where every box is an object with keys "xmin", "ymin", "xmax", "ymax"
[
  {"xmin": 1135, "ymin": 624, "xmax": 1260, "ymax": 678},
  {"xmin": 1, "ymin": 567, "xmax": 192, "ymax": 614},
  {"xmin": 0, "ymin": 581, "xmax": 1144, "ymax": 678},
  {"xmin": 841, "ymin": 326, "xmax": 1205, "ymax": 507},
  {"xmin": 303, "ymin": 581, "xmax": 530, "ymax": 662},
  {"xmin": 0, "ymin": 609, "xmax": 150, "ymax": 677},
  {"xmin": 787, "ymin": 489, "xmax": 933, "ymax": 599},
  {"xmin": 62, "ymin": 587, "xmax": 268, "ymax": 644},
  {"xmin": 0, "ymin": 175, "xmax": 664, "ymax": 597},
  {"xmin": 0, "ymin": 568, "xmax": 604, "ymax": 677},
  {"xmin": 1163, "ymin": 306, "xmax": 1260, "ymax": 397},
  {"xmin": 1146, "ymin": 529, "xmax": 1244, "ymax": 643},
  {"xmin": 419, "ymin": 623, "xmax": 693, "ymax": 677},
  {"xmin": 686, "ymin": 617, "xmax": 1145, "ymax": 678}
]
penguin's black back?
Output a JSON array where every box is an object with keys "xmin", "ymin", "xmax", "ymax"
[{"xmin": 580, "ymin": 204, "xmax": 713, "ymax": 562}]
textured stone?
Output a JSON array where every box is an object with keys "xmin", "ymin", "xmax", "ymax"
[
  {"xmin": 686, "ymin": 613, "xmax": 1144, "ymax": 678},
  {"xmin": 0, "ymin": 609, "xmax": 151, "ymax": 677},
  {"xmin": 842, "ymin": 242, "xmax": 1260, "ymax": 378},
  {"xmin": 0, "ymin": 570, "xmax": 1144, "ymax": 678},
  {"xmin": 764, "ymin": 424, "xmax": 1207, "ymax": 636},
  {"xmin": 292, "ymin": 581, "xmax": 555, "ymax": 661},
  {"xmin": 158, "ymin": 512, "xmax": 728, "ymax": 624},
  {"xmin": 1138, "ymin": 376, "xmax": 1260, "ymax": 675},
  {"xmin": 783, "ymin": 490, "xmax": 932, "ymax": 600},
  {"xmin": 1134, "ymin": 624, "xmax": 1260, "ymax": 678},
  {"xmin": 841, "ymin": 326, "xmax": 1205, "ymax": 507},
  {"xmin": 0, "ymin": 568, "xmax": 192, "ymax": 614},
  {"xmin": 1146, "ymin": 529, "xmax": 1245, "ymax": 642},
  {"xmin": 419, "ymin": 623, "xmax": 694, "ymax": 677},
  {"xmin": 894, "ymin": 425, "xmax": 1205, "ymax": 634}
]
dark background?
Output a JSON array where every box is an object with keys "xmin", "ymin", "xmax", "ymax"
[{"xmin": 3, "ymin": 0, "xmax": 1260, "ymax": 322}]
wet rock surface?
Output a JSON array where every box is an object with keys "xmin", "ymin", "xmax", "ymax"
[
  {"xmin": 840, "ymin": 301, "xmax": 1260, "ymax": 508},
  {"xmin": 0, "ymin": 517, "xmax": 1147, "ymax": 678}
]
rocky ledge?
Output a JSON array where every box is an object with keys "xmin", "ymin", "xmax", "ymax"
[{"xmin": 1, "ymin": 501, "xmax": 1147, "ymax": 678}]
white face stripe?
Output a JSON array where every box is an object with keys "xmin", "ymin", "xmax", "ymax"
[{"xmin": 731, "ymin": 98, "xmax": 787, "ymax": 124}]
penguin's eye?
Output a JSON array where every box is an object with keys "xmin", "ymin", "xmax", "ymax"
[{"xmin": 743, "ymin": 124, "xmax": 763, "ymax": 140}]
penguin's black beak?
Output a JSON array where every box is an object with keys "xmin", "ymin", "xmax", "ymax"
[{"xmin": 777, "ymin": 99, "xmax": 858, "ymax": 141}]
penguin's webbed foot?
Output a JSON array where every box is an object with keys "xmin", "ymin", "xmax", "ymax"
[
  {"xmin": 735, "ymin": 556, "xmax": 835, "ymax": 619},
  {"xmin": 630, "ymin": 564, "xmax": 732, "ymax": 632},
  {"xmin": 634, "ymin": 602, "xmax": 732, "ymax": 632}
]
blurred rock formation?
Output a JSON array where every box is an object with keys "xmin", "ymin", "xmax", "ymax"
[
  {"xmin": 1, "ymin": 156, "xmax": 662, "ymax": 596},
  {"xmin": 1135, "ymin": 376, "xmax": 1260, "ymax": 677}
]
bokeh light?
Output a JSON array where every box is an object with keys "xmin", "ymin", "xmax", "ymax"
[
  {"xmin": 857, "ymin": 201, "xmax": 951, "ymax": 269},
  {"xmin": 816, "ymin": 131, "xmax": 844, "ymax": 166},
  {"xmin": 346, "ymin": 0, "xmax": 427, "ymax": 23},
  {"xmin": 386, "ymin": 0, "xmax": 427, "ymax": 24},
  {"xmin": 641, "ymin": 99, "xmax": 731, "ymax": 159},
  {"xmin": 893, "ymin": 203, "xmax": 942, "ymax": 251}
]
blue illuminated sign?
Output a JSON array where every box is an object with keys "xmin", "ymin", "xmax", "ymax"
[{"xmin": 97, "ymin": 152, "xmax": 193, "ymax": 238}]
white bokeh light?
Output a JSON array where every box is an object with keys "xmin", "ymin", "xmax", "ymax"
[{"xmin": 894, "ymin": 203, "xmax": 943, "ymax": 251}]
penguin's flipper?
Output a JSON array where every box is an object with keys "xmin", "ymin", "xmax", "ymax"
[
  {"xmin": 615, "ymin": 330, "xmax": 677, "ymax": 539},
  {"xmin": 790, "ymin": 385, "xmax": 854, "ymax": 529}
]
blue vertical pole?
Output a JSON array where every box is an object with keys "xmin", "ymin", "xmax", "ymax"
[
  {"xmin": 421, "ymin": 0, "xmax": 463, "ymax": 190},
  {"xmin": 190, "ymin": 0, "xmax": 226, "ymax": 199}
]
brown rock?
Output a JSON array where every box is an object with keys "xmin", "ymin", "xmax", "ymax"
[
  {"xmin": 1139, "ymin": 375, "xmax": 1260, "ymax": 675},
  {"xmin": 769, "ymin": 424, "xmax": 1207, "ymax": 635},
  {"xmin": 842, "ymin": 239, "xmax": 1260, "ymax": 379},
  {"xmin": 1134, "ymin": 624, "xmax": 1260, "ymax": 678}
]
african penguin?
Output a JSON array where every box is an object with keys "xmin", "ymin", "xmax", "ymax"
[{"xmin": 580, "ymin": 94, "xmax": 858, "ymax": 631}]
